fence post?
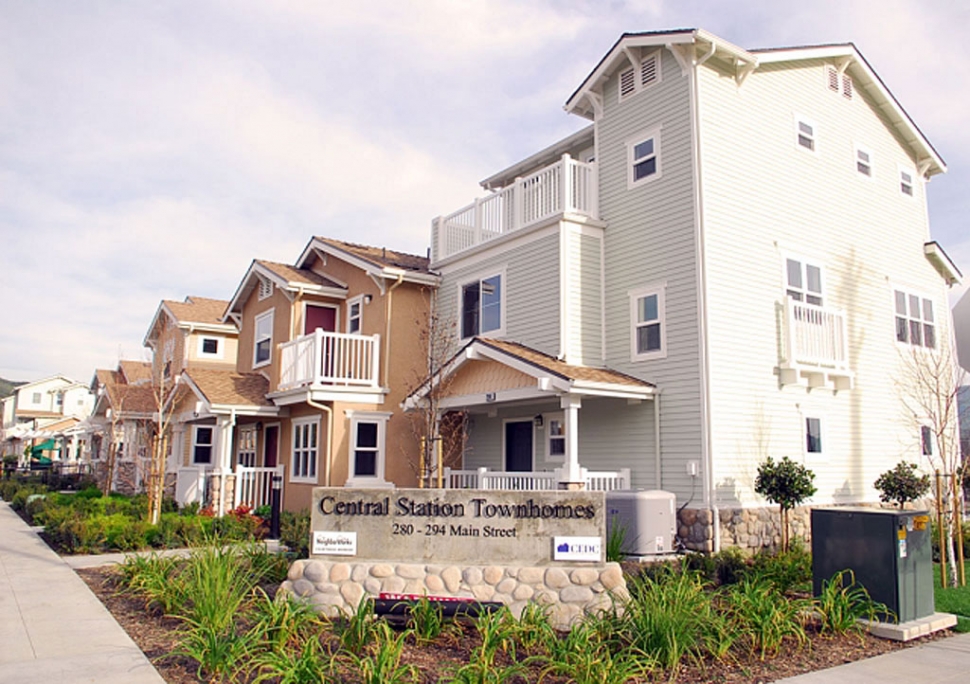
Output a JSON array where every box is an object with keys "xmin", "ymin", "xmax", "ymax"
[{"xmin": 561, "ymin": 153, "xmax": 572, "ymax": 213}]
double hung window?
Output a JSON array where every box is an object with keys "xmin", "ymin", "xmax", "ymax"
[
  {"xmin": 894, "ymin": 290, "xmax": 935, "ymax": 348},
  {"xmin": 192, "ymin": 426, "xmax": 213, "ymax": 465},
  {"xmin": 627, "ymin": 127, "xmax": 662, "ymax": 187},
  {"xmin": 291, "ymin": 418, "xmax": 318, "ymax": 483},
  {"xmin": 254, "ymin": 311, "xmax": 274, "ymax": 367},
  {"xmin": 461, "ymin": 274, "xmax": 503, "ymax": 339},
  {"xmin": 629, "ymin": 284, "xmax": 666, "ymax": 360}
]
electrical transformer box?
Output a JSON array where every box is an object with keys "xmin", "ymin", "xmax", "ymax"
[
  {"xmin": 606, "ymin": 490, "xmax": 677, "ymax": 557},
  {"xmin": 811, "ymin": 507, "xmax": 934, "ymax": 623}
]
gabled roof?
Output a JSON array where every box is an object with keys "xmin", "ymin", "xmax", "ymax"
[
  {"xmin": 564, "ymin": 29, "xmax": 945, "ymax": 178},
  {"xmin": 14, "ymin": 375, "xmax": 86, "ymax": 392},
  {"xmin": 223, "ymin": 259, "xmax": 348, "ymax": 318},
  {"xmin": 144, "ymin": 296, "xmax": 237, "ymax": 349},
  {"xmin": 295, "ymin": 236, "xmax": 439, "ymax": 286},
  {"xmin": 406, "ymin": 337, "xmax": 654, "ymax": 409},
  {"xmin": 181, "ymin": 368, "xmax": 277, "ymax": 415},
  {"xmin": 100, "ymin": 383, "xmax": 157, "ymax": 418},
  {"xmin": 119, "ymin": 360, "xmax": 153, "ymax": 386}
]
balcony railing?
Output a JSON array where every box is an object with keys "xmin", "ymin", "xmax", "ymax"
[
  {"xmin": 783, "ymin": 298, "xmax": 849, "ymax": 371},
  {"xmin": 278, "ymin": 330, "xmax": 381, "ymax": 391},
  {"xmin": 432, "ymin": 154, "xmax": 598, "ymax": 263},
  {"xmin": 443, "ymin": 466, "xmax": 631, "ymax": 492}
]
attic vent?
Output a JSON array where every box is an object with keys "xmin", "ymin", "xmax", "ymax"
[
  {"xmin": 618, "ymin": 49, "xmax": 662, "ymax": 103},
  {"xmin": 619, "ymin": 68, "xmax": 636, "ymax": 99},
  {"xmin": 257, "ymin": 276, "xmax": 273, "ymax": 300},
  {"xmin": 826, "ymin": 66, "xmax": 853, "ymax": 100},
  {"xmin": 640, "ymin": 53, "xmax": 658, "ymax": 87}
]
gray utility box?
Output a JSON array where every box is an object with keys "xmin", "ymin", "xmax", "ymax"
[
  {"xmin": 606, "ymin": 490, "xmax": 676, "ymax": 556},
  {"xmin": 811, "ymin": 507, "xmax": 934, "ymax": 623}
]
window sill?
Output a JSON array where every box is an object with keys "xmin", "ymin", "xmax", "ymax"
[
  {"xmin": 345, "ymin": 476, "xmax": 393, "ymax": 489},
  {"xmin": 289, "ymin": 476, "xmax": 318, "ymax": 485}
]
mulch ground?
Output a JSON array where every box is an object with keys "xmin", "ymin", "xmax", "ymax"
[{"xmin": 77, "ymin": 565, "xmax": 952, "ymax": 683}]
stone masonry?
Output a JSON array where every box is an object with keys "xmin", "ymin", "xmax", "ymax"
[
  {"xmin": 679, "ymin": 506, "xmax": 812, "ymax": 553},
  {"xmin": 281, "ymin": 559, "xmax": 628, "ymax": 630}
]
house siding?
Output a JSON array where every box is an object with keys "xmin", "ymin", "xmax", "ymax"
[
  {"xmin": 562, "ymin": 227, "xmax": 605, "ymax": 366},
  {"xmin": 437, "ymin": 231, "xmax": 561, "ymax": 358},
  {"xmin": 697, "ymin": 57, "xmax": 951, "ymax": 507},
  {"xmin": 598, "ymin": 47, "xmax": 702, "ymax": 503}
]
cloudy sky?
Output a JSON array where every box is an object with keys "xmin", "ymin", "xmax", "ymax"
[{"xmin": 2, "ymin": 0, "xmax": 968, "ymax": 384}]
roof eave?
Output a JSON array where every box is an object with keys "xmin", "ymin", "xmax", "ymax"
[
  {"xmin": 924, "ymin": 241, "xmax": 963, "ymax": 286},
  {"xmin": 299, "ymin": 238, "xmax": 439, "ymax": 286}
]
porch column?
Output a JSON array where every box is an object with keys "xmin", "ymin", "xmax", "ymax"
[
  {"xmin": 559, "ymin": 395, "xmax": 583, "ymax": 487},
  {"xmin": 215, "ymin": 416, "xmax": 234, "ymax": 516}
]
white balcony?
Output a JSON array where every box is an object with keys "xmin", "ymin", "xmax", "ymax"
[
  {"xmin": 278, "ymin": 330, "xmax": 381, "ymax": 392},
  {"xmin": 443, "ymin": 466, "xmax": 631, "ymax": 492},
  {"xmin": 780, "ymin": 298, "xmax": 852, "ymax": 390},
  {"xmin": 432, "ymin": 154, "xmax": 598, "ymax": 263}
]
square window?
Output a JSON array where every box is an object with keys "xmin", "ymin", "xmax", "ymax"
[
  {"xmin": 806, "ymin": 418, "xmax": 822, "ymax": 454},
  {"xmin": 200, "ymin": 337, "xmax": 220, "ymax": 357},
  {"xmin": 460, "ymin": 274, "xmax": 503, "ymax": 339},
  {"xmin": 894, "ymin": 289, "xmax": 935, "ymax": 349}
]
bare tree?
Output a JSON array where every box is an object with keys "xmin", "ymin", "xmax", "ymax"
[
  {"xmin": 896, "ymin": 341, "xmax": 967, "ymax": 586},
  {"xmin": 145, "ymin": 370, "xmax": 188, "ymax": 525},
  {"xmin": 403, "ymin": 288, "xmax": 467, "ymax": 488}
]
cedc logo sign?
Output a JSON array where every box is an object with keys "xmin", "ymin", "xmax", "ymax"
[
  {"xmin": 312, "ymin": 531, "xmax": 358, "ymax": 556},
  {"xmin": 553, "ymin": 536, "xmax": 602, "ymax": 562}
]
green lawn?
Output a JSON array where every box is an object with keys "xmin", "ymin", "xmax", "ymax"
[{"xmin": 934, "ymin": 562, "xmax": 970, "ymax": 632}]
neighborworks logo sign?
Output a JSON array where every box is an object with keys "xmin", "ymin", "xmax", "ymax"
[
  {"xmin": 312, "ymin": 531, "xmax": 357, "ymax": 556},
  {"xmin": 553, "ymin": 536, "xmax": 602, "ymax": 562}
]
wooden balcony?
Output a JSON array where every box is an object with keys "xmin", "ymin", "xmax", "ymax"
[
  {"xmin": 432, "ymin": 154, "xmax": 598, "ymax": 264},
  {"xmin": 278, "ymin": 330, "xmax": 381, "ymax": 392},
  {"xmin": 780, "ymin": 298, "xmax": 853, "ymax": 390}
]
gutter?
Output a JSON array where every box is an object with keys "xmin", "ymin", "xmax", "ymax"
[{"xmin": 307, "ymin": 398, "xmax": 334, "ymax": 487}]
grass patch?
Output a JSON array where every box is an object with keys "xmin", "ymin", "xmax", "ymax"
[{"xmin": 934, "ymin": 561, "xmax": 970, "ymax": 633}]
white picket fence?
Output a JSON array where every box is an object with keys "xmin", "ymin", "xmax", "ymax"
[
  {"xmin": 443, "ymin": 466, "xmax": 630, "ymax": 492},
  {"xmin": 233, "ymin": 464, "xmax": 284, "ymax": 510}
]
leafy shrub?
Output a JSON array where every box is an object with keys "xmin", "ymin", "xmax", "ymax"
[
  {"xmin": 749, "ymin": 543, "xmax": 812, "ymax": 594},
  {"xmin": 726, "ymin": 579, "xmax": 809, "ymax": 659},
  {"xmin": 684, "ymin": 547, "xmax": 749, "ymax": 586},
  {"xmin": 815, "ymin": 569, "xmax": 888, "ymax": 633},
  {"xmin": 280, "ymin": 510, "xmax": 310, "ymax": 558},
  {"xmin": 755, "ymin": 457, "xmax": 817, "ymax": 550},
  {"xmin": 874, "ymin": 461, "xmax": 930, "ymax": 509}
]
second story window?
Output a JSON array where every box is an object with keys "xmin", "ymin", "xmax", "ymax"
[
  {"xmin": 627, "ymin": 127, "xmax": 662, "ymax": 187},
  {"xmin": 32, "ymin": 392, "xmax": 41, "ymax": 404},
  {"xmin": 899, "ymin": 168, "xmax": 915, "ymax": 196},
  {"xmin": 461, "ymin": 274, "xmax": 503, "ymax": 339},
  {"xmin": 806, "ymin": 417, "xmax": 823, "ymax": 454},
  {"xmin": 254, "ymin": 310, "xmax": 274, "ymax": 367},
  {"xmin": 894, "ymin": 290, "xmax": 935, "ymax": 348},
  {"xmin": 198, "ymin": 337, "xmax": 222, "ymax": 359},
  {"xmin": 786, "ymin": 259, "xmax": 823, "ymax": 306},
  {"xmin": 795, "ymin": 117, "xmax": 816, "ymax": 152},
  {"xmin": 855, "ymin": 146, "xmax": 872, "ymax": 177},
  {"xmin": 347, "ymin": 296, "xmax": 363, "ymax": 334},
  {"xmin": 630, "ymin": 284, "xmax": 666, "ymax": 361}
]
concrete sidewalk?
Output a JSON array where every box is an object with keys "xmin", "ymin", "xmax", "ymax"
[{"xmin": 0, "ymin": 501, "xmax": 164, "ymax": 683}]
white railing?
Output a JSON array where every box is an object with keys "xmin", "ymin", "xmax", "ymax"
[
  {"xmin": 783, "ymin": 298, "xmax": 849, "ymax": 371},
  {"xmin": 233, "ymin": 464, "xmax": 283, "ymax": 510},
  {"xmin": 443, "ymin": 466, "xmax": 631, "ymax": 492},
  {"xmin": 433, "ymin": 154, "xmax": 598, "ymax": 262},
  {"xmin": 278, "ymin": 330, "xmax": 381, "ymax": 391}
]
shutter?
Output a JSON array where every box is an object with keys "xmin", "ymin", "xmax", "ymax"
[
  {"xmin": 619, "ymin": 68, "xmax": 636, "ymax": 100},
  {"xmin": 841, "ymin": 74, "xmax": 853, "ymax": 99},
  {"xmin": 827, "ymin": 66, "xmax": 839, "ymax": 91},
  {"xmin": 640, "ymin": 53, "xmax": 658, "ymax": 87}
]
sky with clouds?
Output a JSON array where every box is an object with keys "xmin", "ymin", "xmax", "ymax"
[{"xmin": 1, "ymin": 0, "xmax": 968, "ymax": 384}]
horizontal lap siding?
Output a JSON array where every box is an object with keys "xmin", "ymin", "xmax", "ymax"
[
  {"xmin": 599, "ymin": 48, "xmax": 702, "ymax": 503},
  {"xmin": 698, "ymin": 59, "xmax": 949, "ymax": 507},
  {"xmin": 437, "ymin": 233, "xmax": 561, "ymax": 358}
]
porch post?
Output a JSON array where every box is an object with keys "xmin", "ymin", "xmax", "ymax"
[
  {"xmin": 559, "ymin": 395, "xmax": 583, "ymax": 488},
  {"xmin": 215, "ymin": 416, "xmax": 234, "ymax": 516}
]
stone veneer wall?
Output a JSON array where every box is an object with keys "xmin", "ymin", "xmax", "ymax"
[
  {"xmin": 678, "ymin": 506, "xmax": 812, "ymax": 553},
  {"xmin": 281, "ymin": 559, "xmax": 628, "ymax": 630}
]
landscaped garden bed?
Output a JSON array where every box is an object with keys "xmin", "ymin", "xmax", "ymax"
[{"xmin": 76, "ymin": 543, "xmax": 950, "ymax": 683}]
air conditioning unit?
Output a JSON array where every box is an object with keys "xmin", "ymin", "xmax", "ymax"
[{"xmin": 606, "ymin": 490, "xmax": 677, "ymax": 557}]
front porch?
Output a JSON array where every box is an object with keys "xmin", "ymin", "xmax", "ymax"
[{"xmin": 444, "ymin": 466, "xmax": 631, "ymax": 491}]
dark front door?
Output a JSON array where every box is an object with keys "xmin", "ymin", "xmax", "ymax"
[
  {"xmin": 504, "ymin": 421, "xmax": 533, "ymax": 472},
  {"xmin": 264, "ymin": 425, "xmax": 279, "ymax": 468},
  {"xmin": 304, "ymin": 305, "xmax": 336, "ymax": 334}
]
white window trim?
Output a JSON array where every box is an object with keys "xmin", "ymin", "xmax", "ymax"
[
  {"xmin": 805, "ymin": 416, "xmax": 824, "ymax": 457},
  {"xmin": 457, "ymin": 268, "xmax": 507, "ymax": 340},
  {"xmin": 626, "ymin": 126, "xmax": 663, "ymax": 189},
  {"xmin": 346, "ymin": 295, "xmax": 364, "ymax": 334},
  {"xmin": 892, "ymin": 287, "xmax": 936, "ymax": 350},
  {"xmin": 794, "ymin": 115, "xmax": 818, "ymax": 154},
  {"xmin": 345, "ymin": 410, "xmax": 393, "ymax": 488},
  {"xmin": 898, "ymin": 165, "xmax": 916, "ymax": 197},
  {"xmin": 197, "ymin": 336, "xmax": 224, "ymax": 360},
  {"xmin": 191, "ymin": 425, "xmax": 215, "ymax": 466},
  {"xmin": 854, "ymin": 144, "xmax": 873, "ymax": 179},
  {"xmin": 629, "ymin": 282, "xmax": 667, "ymax": 362},
  {"xmin": 784, "ymin": 254, "xmax": 825, "ymax": 307},
  {"xmin": 253, "ymin": 310, "xmax": 274, "ymax": 369},
  {"xmin": 617, "ymin": 48, "xmax": 663, "ymax": 103},
  {"xmin": 290, "ymin": 416, "xmax": 320, "ymax": 484},
  {"xmin": 543, "ymin": 412, "xmax": 566, "ymax": 463}
]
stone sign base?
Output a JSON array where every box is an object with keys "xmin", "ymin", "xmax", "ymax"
[{"xmin": 281, "ymin": 559, "xmax": 628, "ymax": 630}]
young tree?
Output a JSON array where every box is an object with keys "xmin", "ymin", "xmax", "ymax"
[
  {"xmin": 754, "ymin": 456, "xmax": 817, "ymax": 551},
  {"xmin": 874, "ymin": 461, "xmax": 931, "ymax": 509},
  {"xmin": 895, "ymin": 342, "xmax": 967, "ymax": 586},
  {"xmin": 145, "ymin": 369, "xmax": 188, "ymax": 525}
]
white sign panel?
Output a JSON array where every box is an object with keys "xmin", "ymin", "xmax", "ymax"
[
  {"xmin": 312, "ymin": 530, "xmax": 358, "ymax": 556},
  {"xmin": 553, "ymin": 536, "xmax": 602, "ymax": 562}
]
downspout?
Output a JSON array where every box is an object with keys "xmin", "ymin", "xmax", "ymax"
[
  {"xmin": 687, "ymin": 41, "xmax": 720, "ymax": 552},
  {"xmin": 383, "ymin": 273, "xmax": 405, "ymax": 388},
  {"xmin": 306, "ymin": 398, "xmax": 334, "ymax": 487}
]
